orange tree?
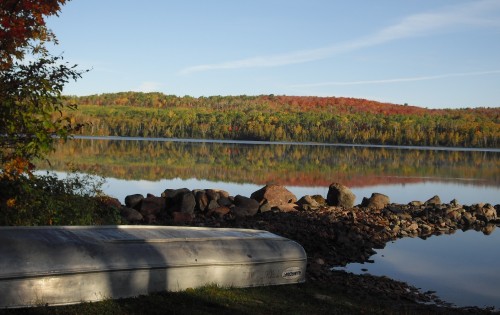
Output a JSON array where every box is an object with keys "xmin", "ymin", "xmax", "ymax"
[{"xmin": 0, "ymin": 0, "xmax": 85, "ymax": 175}]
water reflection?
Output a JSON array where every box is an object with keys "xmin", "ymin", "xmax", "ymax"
[
  {"xmin": 39, "ymin": 138, "xmax": 500, "ymax": 204},
  {"xmin": 335, "ymin": 229, "xmax": 500, "ymax": 309}
]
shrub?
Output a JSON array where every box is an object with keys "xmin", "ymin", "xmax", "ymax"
[{"xmin": 0, "ymin": 172, "xmax": 122, "ymax": 226}]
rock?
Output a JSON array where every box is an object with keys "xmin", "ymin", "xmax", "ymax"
[
  {"xmin": 124, "ymin": 194, "xmax": 144, "ymax": 210},
  {"xmin": 462, "ymin": 212, "xmax": 474, "ymax": 225},
  {"xmin": 446, "ymin": 210, "xmax": 461, "ymax": 221},
  {"xmin": 409, "ymin": 201, "xmax": 422, "ymax": 207},
  {"xmin": 484, "ymin": 204, "xmax": 497, "ymax": 219},
  {"xmin": 250, "ymin": 184, "xmax": 297, "ymax": 208},
  {"xmin": 450, "ymin": 199, "xmax": 461, "ymax": 207},
  {"xmin": 315, "ymin": 258, "xmax": 325, "ymax": 265},
  {"xmin": 172, "ymin": 212, "xmax": 194, "ymax": 223},
  {"xmin": 162, "ymin": 188, "xmax": 191, "ymax": 200},
  {"xmin": 392, "ymin": 225, "xmax": 400, "ymax": 235},
  {"xmin": 195, "ymin": 190, "xmax": 209, "ymax": 211},
  {"xmin": 408, "ymin": 222, "xmax": 419, "ymax": 231},
  {"xmin": 425, "ymin": 195, "xmax": 441, "ymax": 206},
  {"xmin": 297, "ymin": 195, "xmax": 320, "ymax": 209},
  {"xmin": 232, "ymin": 195, "xmax": 260, "ymax": 217},
  {"xmin": 482, "ymin": 224, "xmax": 496, "ymax": 235},
  {"xmin": 207, "ymin": 199, "xmax": 220, "ymax": 211},
  {"xmin": 205, "ymin": 189, "xmax": 218, "ymax": 201},
  {"xmin": 205, "ymin": 189, "xmax": 231, "ymax": 201},
  {"xmin": 217, "ymin": 196, "xmax": 233, "ymax": 207},
  {"xmin": 204, "ymin": 189, "xmax": 230, "ymax": 200},
  {"xmin": 387, "ymin": 205, "xmax": 404, "ymax": 214},
  {"xmin": 120, "ymin": 207, "xmax": 143, "ymax": 223},
  {"xmin": 216, "ymin": 189, "xmax": 230, "ymax": 199},
  {"xmin": 139, "ymin": 196, "xmax": 166, "ymax": 216},
  {"xmin": 311, "ymin": 195, "xmax": 326, "ymax": 205},
  {"xmin": 326, "ymin": 183, "xmax": 356, "ymax": 208},
  {"xmin": 143, "ymin": 214, "xmax": 157, "ymax": 224},
  {"xmin": 420, "ymin": 224, "xmax": 433, "ymax": 233},
  {"xmin": 361, "ymin": 193, "xmax": 390, "ymax": 210},
  {"xmin": 276, "ymin": 203, "xmax": 299, "ymax": 212},
  {"xmin": 180, "ymin": 192, "xmax": 196, "ymax": 214},
  {"xmin": 207, "ymin": 206, "xmax": 231, "ymax": 219},
  {"xmin": 259, "ymin": 201, "xmax": 273, "ymax": 213},
  {"xmin": 476, "ymin": 204, "xmax": 497, "ymax": 222}
]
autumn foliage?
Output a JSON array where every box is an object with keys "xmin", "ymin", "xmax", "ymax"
[
  {"xmin": 0, "ymin": 0, "xmax": 66, "ymax": 69},
  {"xmin": 1, "ymin": 0, "xmax": 84, "ymax": 173},
  {"xmin": 65, "ymin": 92, "xmax": 499, "ymax": 148}
]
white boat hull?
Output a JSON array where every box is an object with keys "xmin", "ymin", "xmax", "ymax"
[{"xmin": 0, "ymin": 225, "xmax": 307, "ymax": 308}]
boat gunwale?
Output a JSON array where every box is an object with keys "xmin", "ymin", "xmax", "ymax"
[
  {"xmin": 0, "ymin": 258, "xmax": 307, "ymax": 280},
  {"xmin": 0, "ymin": 257, "xmax": 307, "ymax": 281},
  {"xmin": 0, "ymin": 225, "xmax": 276, "ymax": 234}
]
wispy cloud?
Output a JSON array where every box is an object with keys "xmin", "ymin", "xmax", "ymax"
[
  {"xmin": 179, "ymin": 0, "xmax": 500, "ymax": 75},
  {"xmin": 289, "ymin": 70, "xmax": 500, "ymax": 88}
]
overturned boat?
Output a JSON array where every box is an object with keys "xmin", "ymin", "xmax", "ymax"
[{"xmin": 0, "ymin": 225, "xmax": 307, "ymax": 308}]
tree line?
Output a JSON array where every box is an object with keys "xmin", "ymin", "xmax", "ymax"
[{"xmin": 64, "ymin": 92, "xmax": 500, "ymax": 148}]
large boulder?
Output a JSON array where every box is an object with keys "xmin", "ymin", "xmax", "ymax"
[
  {"xmin": 207, "ymin": 199, "xmax": 220, "ymax": 211},
  {"xmin": 231, "ymin": 195, "xmax": 260, "ymax": 217},
  {"xmin": 217, "ymin": 197, "xmax": 233, "ymax": 207},
  {"xmin": 124, "ymin": 194, "xmax": 144, "ymax": 210},
  {"xmin": 275, "ymin": 203, "xmax": 299, "ymax": 212},
  {"xmin": 162, "ymin": 188, "xmax": 195, "ymax": 214},
  {"xmin": 172, "ymin": 212, "xmax": 194, "ymax": 223},
  {"xmin": 425, "ymin": 195, "xmax": 441, "ymax": 206},
  {"xmin": 205, "ymin": 189, "xmax": 230, "ymax": 201},
  {"xmin": 120, "ymin": 207, "xmax": 143, "ymax": 223},
  {"xmin": 205, "ymin": 189, "xmax": 220, "ymax": 202},
  {"xmin": 326, "ymin": 183, "xmax": 356, "ymax": 208},
  {"xmin": 207, "ymin": 206, "xmax": 231, "ymax": 219},
  {"xmin": 474, "ymin": 203, "xmax": 497, "ymax": 222},
  {"xmin": 179, "ymin": 192, "xmax": 196, "ymax": 214},
  {"xmin": 139, "ymin": 196, "xmax": 166, "ymax": 216},
  {"xmin": 361, "ymin": 193, "xmax": 390, "ymax": 210},
  {"xmin": 297, "ymin": 195, "xmax": 320, "ymax": 210},
  {"xmin": 162, "ymin": 188, "xmax": 191, "ymax": 200},
  {"xmin": 250, "ymin": 184, "xmax": 297, "ymax": 209},
  {"xmin": 195, "ymin": 190, "xmax": 209, "ymax": 211}
]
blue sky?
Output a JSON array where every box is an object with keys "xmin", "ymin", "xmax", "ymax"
[{"xmin": 47, "ymin": 0, "xmax": 500, "ymax": 109}]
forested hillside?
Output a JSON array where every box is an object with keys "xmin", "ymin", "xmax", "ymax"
[{"xmin": 64, "ymin": 92, "xmax": 499, "ymax": 148}]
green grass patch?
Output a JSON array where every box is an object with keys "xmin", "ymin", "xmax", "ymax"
[{"xmin": 0, "ymin": 283, "xmax": 383, "ymax": 315}]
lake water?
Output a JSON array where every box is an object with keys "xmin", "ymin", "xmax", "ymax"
[
  {"xmin": 41, "ymin": 136, "xmax": 500, "ymax": 205},
  {"xmin": 335, "ymin": 229, "xmax": 500, "ymax": 310},
  {"xmin": 40, "ymin": 137, "xmax": 500, "ymax": 309}
]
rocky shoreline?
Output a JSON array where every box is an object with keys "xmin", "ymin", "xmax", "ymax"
[{"xmin": 112, "ymin": 183, "xmax": 499, "ymax": 313}]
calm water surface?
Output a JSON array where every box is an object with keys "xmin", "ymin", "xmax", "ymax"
[
  {"xmin": 42, "ymin": 137, "xmax": 500, "ymax": 205},
  {"xmin": 41, "ymin": 137, "xmax": 500, "ymax": 309},
  {"xmin": 335, "ymin": 229, "xmax": 500, "ymax": 309}
]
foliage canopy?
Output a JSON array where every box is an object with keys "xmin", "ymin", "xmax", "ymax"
[
  {"xmin": 0, "ymin": 0, "xmax": 84, "ymax": 173},
  {"xmin": 67, "ymin": 93, "xmax": 499, "ymax": 148}
]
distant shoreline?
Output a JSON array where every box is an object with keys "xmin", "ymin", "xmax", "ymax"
[{"xmin": 71, "ymin": 135, "xmax": 500, "ymax": 153}]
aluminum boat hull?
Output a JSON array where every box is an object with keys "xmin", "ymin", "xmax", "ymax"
[{"xmin": 0, "ymin": 225, "xmax": 306, "ymax": 308}]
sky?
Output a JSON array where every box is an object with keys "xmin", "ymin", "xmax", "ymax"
[{"xmin": 46, "ymin": 0, "xmax": 500, "ymax": 109}]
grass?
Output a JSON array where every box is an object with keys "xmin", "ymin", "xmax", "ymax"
[
  {"xmin": 1, "ymin": 278, "xmax": 464, "ymax": 315},
  {"xmin": 0, "ymin": 283, "xmax": 402, "ymax": 315}
]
